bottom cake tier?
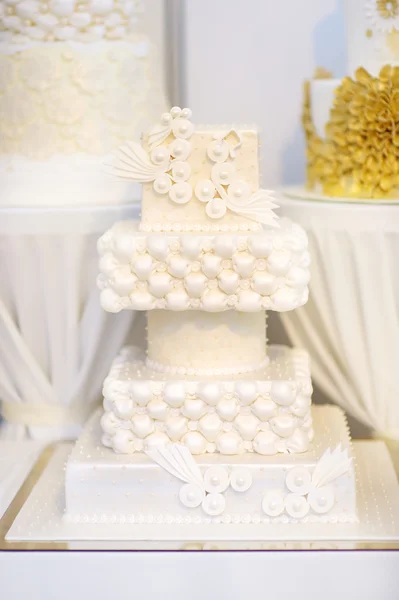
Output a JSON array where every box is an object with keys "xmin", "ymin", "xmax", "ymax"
[{"xmin": 65, "ymin": 405, "xmax": 357, "ymax": 525}]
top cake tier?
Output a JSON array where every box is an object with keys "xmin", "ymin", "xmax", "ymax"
[
  {"xmin": 0, "ymin": 0, "xmax": 142, "ymax": 43},
  {"xmin": 109, "ymin": 107, "xmax": 279, "ymax": 233}
]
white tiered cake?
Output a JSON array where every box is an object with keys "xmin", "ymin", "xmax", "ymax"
[
  {"xmin": 0, "ymin": 0, "xmax": 167, "ymax": 207},
  {"xmin": 64, "ymin": 108, "xmax": 357, "ymax": 526}
]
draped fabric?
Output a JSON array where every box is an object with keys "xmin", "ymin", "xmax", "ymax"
[
  {"xmin": 280, "ymin": 191, "xmax": 399, "ymax": 439},
  {"xmin": 0, "ymin": 205, "xmax": 139, "ymax": 441}
]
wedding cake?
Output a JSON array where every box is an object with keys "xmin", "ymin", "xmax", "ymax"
[
  {"xmin": 303, "ymin": 0, "xmax": 399, "ymax": 198},
  {"xmin": 0, "ymin": 0, "xmax": 167, "ymax": 207},
  {"xmin": 64, "ymin": 108, "xmax": 357, "ymax": 527}
]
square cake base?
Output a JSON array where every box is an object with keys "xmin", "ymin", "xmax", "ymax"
[{"xmin": 65, "ymin": 405, "xmax": 356, "ymax": 525}]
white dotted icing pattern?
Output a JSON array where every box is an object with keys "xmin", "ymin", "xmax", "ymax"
[
  {"xmin": 0, "ymin": 0, "xmax": 142, "ymax": 43},
  {"xmin": 97, "ymin": 218, "xmax": 310, "ymax": 313},
  {"xmin": 0, "ymin": 41, "xmax": 166, "ymax": 158},
  {"xmin": 100, "ymin": 345, "xmax": 314, "ymax": 455},
  {"xmin": 145, "ymin": 356, "xmax": 270, "ymax": 377}
]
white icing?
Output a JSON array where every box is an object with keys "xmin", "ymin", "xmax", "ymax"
[
  {"xmin": 100, "ymin": 345, "xmax": 313, "ymax": 455},
  {"xmin": 98, "ymin": 219, "xmax": 310, "ymax": 313},
  {"xmin": 0, "ymin": 0, "xmax": 142, "ymax": 43},
  {"xmin": 65, "ymin": 405, "xmax": 357, "ymax": 524},
  {"xmin": 146, "ymin": 310, "xmax": 268, "ymax": 374}
]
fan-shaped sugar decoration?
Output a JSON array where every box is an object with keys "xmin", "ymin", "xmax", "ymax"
[
  {"xmin": 146, "ymin": 121, "xmax": 172, "ymax": 150},
  {"xmin": 226, "ymin": 189, "xmax": 279, "ymax": 227},
  {"xmin": 107, "ymin": 141, "xmax": 167, "ymax": 182},
  {"xmin": 145, "ymin": 443, "xmax": 204, "ymax": 489},
  {"xmin": 311, "ymin": 444, "xmax": 352, "ymax": 489}
]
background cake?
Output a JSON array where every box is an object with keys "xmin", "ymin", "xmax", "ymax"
[
  {"xmin": 0, "ymin": 0, "xmax": 168, "ymax": 441},
  {"xmin": 0, "ymin": 0, "xmax": 167, "ymax": 207},
  {"xmin": 64, "ymin": 108, "xmax": 357, "ymax": 526}
]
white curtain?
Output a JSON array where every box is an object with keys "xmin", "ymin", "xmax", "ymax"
[
  {"xmin": 0, "ymin": 205, "xmax": 139, "ymax": 441},
  {"xmin": 280, "ymin": 193, "xmax": 399, "ymax": 440}
]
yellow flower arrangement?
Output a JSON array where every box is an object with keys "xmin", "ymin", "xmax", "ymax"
[{"xmin": 303, "ymin": 65, "xmax": 399, "ymax": 198}]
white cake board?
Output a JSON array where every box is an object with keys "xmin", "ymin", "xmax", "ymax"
[{"xmin": 6, "ymin": 440, "xmax": 399, "ymax": 543}]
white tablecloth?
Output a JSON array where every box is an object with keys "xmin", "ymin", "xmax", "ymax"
[{"xmin": 0, "ymin": 437, "xmax": 44, "ymax": 518}]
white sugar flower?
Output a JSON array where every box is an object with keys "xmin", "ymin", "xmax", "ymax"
[{"xmin": 365, "ymin": 0, "xmax": 399, "ymax": 33}]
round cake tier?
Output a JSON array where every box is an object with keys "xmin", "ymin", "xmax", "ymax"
[{"xmin": 146, "ymin": 310, "xmax": 268, "ymax": 375}]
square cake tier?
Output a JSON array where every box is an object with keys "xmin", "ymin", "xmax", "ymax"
[
  {"xmin": 99, "ymin": 345, "xmax": 313, "ymax": 455},
  {"xmin": 65, "ymin": 405, "xmax": 356, "ymax": 525},
  {"xmin": 97, "ymin": 218, "xmax": 310, "ymax": 313}
]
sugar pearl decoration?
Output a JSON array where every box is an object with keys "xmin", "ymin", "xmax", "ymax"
[
  {"xmin": 230, "ymin": 468, "xmax": 252, "ymax": 492},
  {"xmin": 211, "ymin": 162, "xmax": 236, "ymax": 185},
  {"xmin": 153, "ymin": 174, "xmax": 172, "ymax": 195},
  {"xmin": 179, "ymin": 483, "xmax": 205, "ymax": 508},
  {"xmin": 202, "ymin": 493, "xmax": 226, "ymax": 516},
  {"xmin": 308, "ymin": 486, "xmax": 335, "ymax": 514},
  {"xmin": 207, "ymin": 139, "xmax": 229, "ymax": 163},
  {"xmin": 204, "ymin": 466, "xmax": 230, "ymax": 493},
  {"xmin": 262, "ymin": 490, "xmax": 285, "ymax": 517},
  {"xmin": 169, "ymin": 138, "xmax": 191, "ymax": 160},
  {"xmin": 284, "ymin": 493, "xmax": 310, "ymax": 519},
  {"xmin": 169, "ymin": 182, "xmax": 192, "ymax": 205},
  {"xmin": 172, "ymin": 117, "xmax": 194, "ymax": 139},
  {"xmin": 163, "ymin": 382, "xmax": 186, "ymax": 408},
  {"xmin": 182, "ymin": 431, "xmax": 207, "ymax": 455},
  {"xmin": 285, "ymin": 467, "xmax": 312, "ymax": 495}
]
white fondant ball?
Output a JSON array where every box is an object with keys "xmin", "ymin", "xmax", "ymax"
[
  {"xmin": 146, "ymin": 235, "xmax": 169, "ymax": 260},
  {"xmin": 270, "ymin": 381, "xmax": 295, "ymax": 406},
  {"xmin": 147, "ymin": 272, "xmax": 173, "ymax": 298},
  {"xmin": 182, "ymin": 431, "xmax": 207, "ymax": 455},
  {"xmin": 131, "ymin": 414, "xmax": 154, "ymax": 438},
  {"xmin": 201, "ymin": 289, "xmax": 227, "ymax": 311},
  {"xmin": 201, "ymin": 254, "xmax": 222, "ymax": 278},
  {"xmin": 218, "ymin": 269, "xmax": 239, "ymax": 294},
  {"xmin": 235, "ymin": 381, "xmax": 258, "ymax": 406},
  {"xmin": 198, "ymin": 413, "xmax": 223, "ymax": 441},
  {"xmin": 100, "ymin": 288, "xmax": 122, "ymax": 313},
  {"xmin": 196, "ymin": 382, "xmax": 222, "ymax": 406},
  {"xmin": 113, "ymin": 397, "xmax": 134, "ymax": 420},
  {"xmin": 248, "ymin": 236, "xmax": 273, "ymax": 258},
  {"xmin": 216, "ymin": 397, "xmax": 239, "ymax": 421},
  {"xmin": 168, "ymin": 255, "xmax": 190, "ymax": 278},
  {"xmin": 270, "ymin": 415, "xmax": 296, "ymax": 438},
  {"xmin": 182, "ymin": 398, "xmax": 207, "ymax": 420},
  {"xmin": 216, "ymin": 431, "xmax": 243, "ymax": 455},
  {"xmin": 129, "ymin": 291, "xmax": 154, "ymax": 310},
  {"xmin": 130, "ymin": 381, "xmax": 151, "ymax": 406},
  {"xmin": 236, "ymin": 290, "xmax": 262, "ymax": 312},
  {"xmin": 214, "ymin": 236, "xmax": 237, "ymax": 258},
  {"xmin": 184, "ymin": 272, "xmax": 208, "ymax": 298},
  {"xmin": 232, "ymin": 252, "xmax": 256, "ymax": 278},
  {"xmin": 146, "ymin": 400, "xmax": 169, "ymax": 421},
  {"xmin": 113, "ymin": 429, "xmax": 134, "ymax": 454},
  {"xmin": 251, "ymin": 272, "xmax": 277, "ymax": 295},
  {"xmin": 131, "ymin": 254, "xmax": 153, "ymax": 280},
  {"xmin": 145, "ymin": 431, "xmax": 171, "ymax": 450},
  {"xmin": 165, "ymin": 289, "xmax": 190, "ymax": 310},
  {"xmin": 252, "ymin": 430, "xmax": 279, "ymax": 455},
  {"xmin": 179, "ymin": 235, "xmax": 203, "ymax": 259},
  {"xmin": 163, "ymin": 382, "xmax": 186, "ymax": 408},
  {"xmin": 234, "ymin": 414, "xmax": 260, "ymax": 441},
  {"xmin": 165, "ymin": 416, "xmax": 188, "ymax": 441},
  {"xmin": 251, "ymin": 397, "xmax": 277, "ymax": 420}
]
